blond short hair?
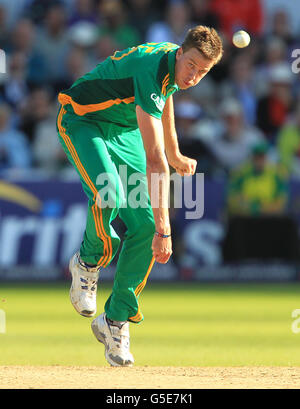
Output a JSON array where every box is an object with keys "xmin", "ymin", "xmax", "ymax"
[{"xmin": 182, "ymin": 25, "xmax": 223, "ymax": 64}]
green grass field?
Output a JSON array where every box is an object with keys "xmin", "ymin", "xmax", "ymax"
[{"xmin": 0, "ymin": 281, "xmax": 300, "ymax": 367}]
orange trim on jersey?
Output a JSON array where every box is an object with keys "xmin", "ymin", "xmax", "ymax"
[
  {"xmin": 162, "ymin": 73, "xmax": 169, "ymax": 88},
  {"xmin": 57, "ymin": 106, "xmax": 112, "ymax": 267},
  {"xmin": 134, "ymin": 257, "xmax": 155, "ymax": 297},
  {"xmin": 58, "ymin": 93, "xmax": 135, "ymax": 116},
  {"xmin": 111, "ymin": 47, "xmax": 138, "ymax": 60},
  {"xmin": 111, "ymin": 44, "xmax": 158, "ymax": 60},
  {"xmin": 129, "ymin": 306, "xmax": 143, "ymax": 323},
  {"xmin": 161, "ymin": 73, "xmax": 170, "ymax": 96},
  {"xmin": 139, "ymin": 45, "xmax": 155, "ymax": 53},
  {"xmin": 128, "ymin": 257, "xmax": 155, "ymax": 323}
]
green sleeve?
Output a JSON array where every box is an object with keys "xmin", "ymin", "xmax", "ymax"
[{"xmin": 134, "ymin": 72, "xmax": 166, "ymax": 119}]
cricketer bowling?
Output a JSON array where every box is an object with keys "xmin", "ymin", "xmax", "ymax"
[{"xmin": 56, "ymin": 25, "xmax": 223, "ymax": 367}]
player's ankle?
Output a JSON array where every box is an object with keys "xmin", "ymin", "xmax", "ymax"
[
  {"xmin": 85, "ymin": 262, "xmax": 97, "ymax": 267},
  {"xmin": 79, "ymin": 256, "xmax": 97, "ymax": 268},
  {"xmin": 106, "ymin": 317, "xmax": 127, "ymax": 329}
]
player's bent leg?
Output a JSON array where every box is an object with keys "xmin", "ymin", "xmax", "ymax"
[
  {"xmin": 91, "ymin": 313, "xmax": 134, "ymax": 367},
  {"xmin": 94, "ymin": 170, "xmax": 154, "ymax": 366},
  {"xmin": 57, "ymin": 106, "xmax": 123, "ymax": 317},
  {"xmin": 96, "ymin": 208, "xmax": 154, "ymax": 365},
  {"xmin": 104, "ymin": 203, "xmax": 156, "ymax": 323},
  {"xmin": 102, "ymin": 129, "xmax": 156, "ymax": 325}
]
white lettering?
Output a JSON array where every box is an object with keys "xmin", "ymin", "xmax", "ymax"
[
  {"xmin": 291, "ymin": 49, "xmax": 300, "ymax": 74},
  {"xmin": 151, "ymin": 93, "xmax": 165, "ymax": 111},
  {"xmin": 184, "ymin": 220, "xmax": 224, "ymax": 266}
]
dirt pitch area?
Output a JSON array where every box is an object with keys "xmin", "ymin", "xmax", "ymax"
[{"xmin": 1, "ymin": 366, "xmax": 300, "ymax": 389}]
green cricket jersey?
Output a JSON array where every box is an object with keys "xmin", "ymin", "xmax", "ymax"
[{"xmin": 58, "ymin": 42, "xmax": 180, "ymax": 128}]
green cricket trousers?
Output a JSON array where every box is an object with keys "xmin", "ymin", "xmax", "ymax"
[{"xmin": 57, "ymin": 105, "xmax": 156, "ymax": 323}]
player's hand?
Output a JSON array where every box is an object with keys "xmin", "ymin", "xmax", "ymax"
[
  {"xmin": 152, "ymin": 234, "xmax": 172, "ymax": 264},
  {"xmin": 167, "ymin": 152, "xmax": 197, "ymax": 176}
]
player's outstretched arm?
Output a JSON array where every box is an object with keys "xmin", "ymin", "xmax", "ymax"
[
  {"xmin": 136, "ymin": 105, "xmax": 172, "ymax": 264},
  {"xmin": 162, "ymin": 96, "xmax": 197, "ymax": 176}
]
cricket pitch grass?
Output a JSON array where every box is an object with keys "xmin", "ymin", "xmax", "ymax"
[{"xmin": 1, "ymin": 281, "xmax": 300, "ymax": 389}]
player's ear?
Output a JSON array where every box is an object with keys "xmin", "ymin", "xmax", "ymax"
[{"xmin": 176, "ymin": 47, "xmax": 183, "ymax": 61}]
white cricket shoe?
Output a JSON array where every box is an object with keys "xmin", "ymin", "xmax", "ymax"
[
  {"xmin": 69, "ymin": 252, "xmax": 100, "ymax": 317},
  {"xmin": 91, "ymin": 313, "xmax": 134, "ymax": 367}
]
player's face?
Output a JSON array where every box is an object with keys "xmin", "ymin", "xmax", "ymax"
[{"xmin": 175, "ymin": 47, "xmax": 215, "ymax": 90}]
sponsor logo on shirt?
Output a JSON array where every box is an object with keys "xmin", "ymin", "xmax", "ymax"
[{"xmin": 151, "ymin": 93, "xmax": 165, "ymax": 112}]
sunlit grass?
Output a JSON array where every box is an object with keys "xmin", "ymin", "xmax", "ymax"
[{"xmin": 0, "ymin": 282, "xmax": 299, "ymax": 366}]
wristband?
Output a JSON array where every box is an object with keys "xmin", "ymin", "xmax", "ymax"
[{"xmin": 155, "ymin": 231, "xmax": 171, "ymax": 238}]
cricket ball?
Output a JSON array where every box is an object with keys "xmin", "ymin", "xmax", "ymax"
[{"xmin": 232, "ymin": 30, "xmax": 251, "ymax": 48}]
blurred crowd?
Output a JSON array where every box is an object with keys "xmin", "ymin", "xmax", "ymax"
[{"xmin": 1, "ymin": 0, "xmax": 300, "ymax": 217}]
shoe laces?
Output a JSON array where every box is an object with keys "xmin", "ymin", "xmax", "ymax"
[
  {"xmin": 109, "ymin": 322, "xmax": 130, "ymax": 350},
  {"xmin": 77, "ymin": 256, "xmax": 99, "ymax": 296},
  {"xmin": 79, "ymin": 276, "xmax": 97, "ymax": 295}
]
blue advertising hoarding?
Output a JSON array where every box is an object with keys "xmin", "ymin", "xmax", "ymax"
[
  {"xmin": 0, "ymin": 176, "xmax": 299, "ymax": 281},
  {"xmin": 0, "ymin": 179, "xmax": 87, "ymax": 278}
]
